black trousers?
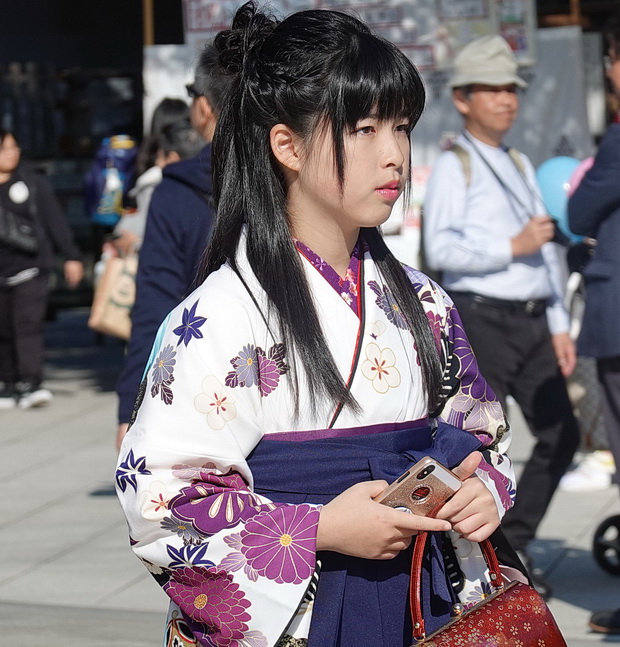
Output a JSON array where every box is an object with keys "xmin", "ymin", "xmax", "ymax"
[
  {"xmin": 597, "ymin": 357, "xmax": 620, "ymax": 487},
  {"xmin": 450, "ymin": 292, "xmax": 580, "ymax": 551},
  {"xmin": 0, "ymin": 274, "xmax": 49, "ymax": 386}
]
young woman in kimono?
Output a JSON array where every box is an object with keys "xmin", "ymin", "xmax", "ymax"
[{"xmin": 116, "ymin": 4, "xmax": 518, "ymax": 646}]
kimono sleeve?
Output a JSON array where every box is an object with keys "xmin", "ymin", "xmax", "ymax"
[
  {"xmin": 403, "ymin": 266, "xmax": 516, "ymax": 518},
  {"xmin": 115, "ymin": 285, "xmax": 320, "ymax": 647}
]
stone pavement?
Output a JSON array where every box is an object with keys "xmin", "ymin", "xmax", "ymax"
[{"xmin": 1, "ymin": 307, "xmax": 619, "ymax": 646}]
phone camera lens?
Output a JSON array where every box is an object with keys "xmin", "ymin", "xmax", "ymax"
[{"xmin": 417, "ymin": 464, "xmax": 435, "ymax": 479}]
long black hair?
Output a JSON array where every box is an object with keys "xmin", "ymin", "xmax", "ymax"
[{"xmin": 200, "ymin": 1, "xmax": 442, "ymax": 417}]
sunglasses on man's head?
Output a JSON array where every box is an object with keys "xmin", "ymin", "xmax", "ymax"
[{"xmin": 186, "ymin": 83, "xmax": 200, "ymax": 99}]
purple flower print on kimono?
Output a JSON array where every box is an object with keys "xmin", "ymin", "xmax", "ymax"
[
  {"xmin": 173, "ymin": 300, "xmax": 207, "ymax": 347},
  {"xmin": 225, "ymin": 343, "xmax": 289, "ymax": 397},
  {"xmin": 164, "ymin": 566, "xmax": 268, "ymax": 647},
  {"xmin": 476, "ymin": 458, "xmax": 515, "ymax": 511},
  {"xmin": 441, "ymin": 307, "xmax": 502, "ymax": 432},
  {"xmin": 219, "ymin": 533, "xmax": 260, "ymax": 582},
  {"xmin": 170, "ymin": 471, "xmax": 275, "ymax": 536},
  {"xmin": 368, "ymin": 280, "xmax": 408, "ymax": 330},
  {"xmin": 172, "ymin": 462, "xmax": 221, "ymax": 481},
  {"xmin": 239, "ymin": 504, "xmax": 319, "ymax": 584},
  {"xmin": 151, "ymin": 344, "xmax": 176, "ymax": 404},
  {"xmin": 161, "ymin": 513, "xmax": 206, "ymax": 546}
]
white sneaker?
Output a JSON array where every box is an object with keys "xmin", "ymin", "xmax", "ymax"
[
  {"xmin": 18, "ymin": 388, "xmax": 53, "ymax": 409},
  {"xmin": 0, "ymin": 395, "xmax": 16, "ymax": 409},
  {"xmin": 560, "ymin": 450, "xmax": 615, "ymax": 492}
]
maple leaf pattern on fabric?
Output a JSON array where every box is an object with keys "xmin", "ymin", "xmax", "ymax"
[
  {"xmin": 115, "ymin": 449, "xmax": 152, "ymax": 493},
  {"xmin": 166, "ymin": 543, "xmax": 215, "ymax": 571},
  {"xmin": 173, "ymin": 300, "xmax": 208, "ymax": 347}
]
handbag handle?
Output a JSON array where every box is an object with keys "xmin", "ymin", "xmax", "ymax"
[{"xmin": 409, "ymin": 530, "xmax": 504, "ymax": 640}]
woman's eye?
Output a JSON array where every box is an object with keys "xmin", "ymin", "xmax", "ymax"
[
  {"xmin": 396, "ymin": 123, "xmax": 411, "ymax": 134},
  {"xmin": 355, "ymin": 125, "xmax": 375, "ymax": 135}
]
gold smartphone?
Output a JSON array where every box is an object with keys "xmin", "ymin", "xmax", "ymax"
[{"xmin": 373, "ymin": 456, "xmax": 462, "ymax": 516}]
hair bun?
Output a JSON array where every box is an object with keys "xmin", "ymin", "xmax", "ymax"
[{"xmin": 215, "ymin": 1, "xmax": 278, "ymax": 76}]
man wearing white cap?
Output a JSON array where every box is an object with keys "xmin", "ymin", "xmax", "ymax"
[{"xmin": 423, "ymin": 35, "xmax": 579, "ymax": 600}]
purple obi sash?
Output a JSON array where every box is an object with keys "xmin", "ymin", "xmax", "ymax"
[{"xmin": 246, "ymin": 420, "xmax": 483, "ymax": 646}]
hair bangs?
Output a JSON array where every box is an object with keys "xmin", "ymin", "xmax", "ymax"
[
  {"xmin": 323, "ymin": 32, "xmax": 425, "ymax": 184},
  {"xmin": 339, "ymin": 34, "xmax": 425, "ymax": 129}
]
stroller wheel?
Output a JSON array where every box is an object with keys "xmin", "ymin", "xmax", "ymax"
[{"xmin": 593, "ymin": 514, "xmax": 620, "ymax": 576}]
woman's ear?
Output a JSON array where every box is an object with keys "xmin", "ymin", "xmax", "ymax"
[{"xmin": 270, "ymin": 123, "xmax": 303, "ymax": 172}]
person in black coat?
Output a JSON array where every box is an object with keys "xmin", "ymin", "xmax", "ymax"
[
  {"xmin": 115, "ymin": 44, "xmax": 232, "ymax": 449},
  {"xmin": 568, "ymin": 15, "xmax": 620, "ymax": 636},
  {"xmin": 0, "ymin": 130, "xmax": 83, "ymax": 408}
]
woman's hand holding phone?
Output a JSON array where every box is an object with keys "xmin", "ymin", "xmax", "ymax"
[
  {"xmin": 316, "ymin": 480, "xmax": 452, "ymax": 560},
  {"xmin": 316, "ymin": 451, "xmax": 499, "ymax": 559},
  {"xmin": 435, "ymin": 452, "xmax": 500, "ymax": 543}
]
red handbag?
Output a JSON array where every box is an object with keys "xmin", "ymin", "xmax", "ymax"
[{"xmin": 409, "ymin": 531, "xmax": 567, "ymax": 646}]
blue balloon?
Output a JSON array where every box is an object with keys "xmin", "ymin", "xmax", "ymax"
[{"xmin": 536, "ymin": 156, "xmax": 582, "ymax": 243}]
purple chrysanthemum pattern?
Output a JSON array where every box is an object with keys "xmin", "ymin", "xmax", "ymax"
[
  {"xmin": 164, "ymin": 566, "xmax": 267, "ymax": 647},
  {"xmin": 225, "ymin": 343, "xmax": 289, "ymax": 397},
  {"xmin": 173, "ymin": 300, "xmax": 207, "ymax": 347},
  {"xmin": 239, "ymin": 505, "xmax": 319, "ymax": 584},
  {"xmin": 151, "ymin": 344, "xmax": 176, "ymax": 404},
  {"xmin": 161, "ymin": 513, "xmax": 206, "ymax": 546},
  {"xmin": 368, "ymin": 280, "xmax": 408, "ymax": 330}
]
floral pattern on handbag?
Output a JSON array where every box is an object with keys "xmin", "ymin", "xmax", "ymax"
[{"xmin": 410, "ymin": 531, "xmax": 567, "ymax": 647}]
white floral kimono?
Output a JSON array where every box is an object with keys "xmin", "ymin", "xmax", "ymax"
[{"xmin": 115, "ymin": 237, "xmax": 515, "ymax": 647}]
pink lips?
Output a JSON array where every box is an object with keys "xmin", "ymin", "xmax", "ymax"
[{"xmin": 375, "ymin": 181, "xmax": 400, "ymax": 201}]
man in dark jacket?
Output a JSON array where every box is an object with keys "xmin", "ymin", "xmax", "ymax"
[
  {"xmin": 568, "ymin": 15, "xmax": 620, "ymax": 636},
  {"xmin": 115, "ymin": 44, "xmax": 232, "ymax": 448}
]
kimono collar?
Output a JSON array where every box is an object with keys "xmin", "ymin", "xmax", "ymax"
[{"xmin": 294, "ymin": 236, "xmax": 366, "ymax": 314}]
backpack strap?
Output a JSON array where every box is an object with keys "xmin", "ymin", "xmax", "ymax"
[
  {"xmin": 448, "ymin": 142, "xmax": 525, "ymax": 186},
  {"xmin": 448, "ymin": 142, "xmax": 472, "ymax": 187},
  {"xmin": 507, "ymin": 146, "xmax": 526, "ymax": 176}
]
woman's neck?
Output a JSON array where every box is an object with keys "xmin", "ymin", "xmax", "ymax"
[
  {"xmin": 0, "ymin": 172, "xmax": 12, "ymax": 184},
  {"xmin": 292, "ymin": 220, "xmax": 359, "ymax": 278}
]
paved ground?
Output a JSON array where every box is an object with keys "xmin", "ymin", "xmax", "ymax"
[{"xmin": 1, "ymin": 307, "xmax": 619, "ymax": 646}]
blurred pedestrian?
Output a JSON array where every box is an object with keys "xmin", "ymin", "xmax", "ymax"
[
  {"xmin": 114, "ymin": 44, "xmax": 232, "ymax": 449},
  {"xmin": 568, "ymin": 15, "xmax": 620, "ymax": 635},
  {"xmin": 112, "ymin": 118, "xmax": 205, "ymax": 256},
  {"xmin": 423, "ymin": 35, "xmax": 580, "ymax": 599},
  {"xmin": 0, "ymin": 129, "xmax": 83, "ymax": 408},
  {"xmin": 135, "ymin": 97, "xmax": 189, "ymax": 177}
]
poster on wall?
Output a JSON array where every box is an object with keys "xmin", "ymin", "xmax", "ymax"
[{"xmin": 182, "ymin": 0, "xmax": 536, "ymax": 69}]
